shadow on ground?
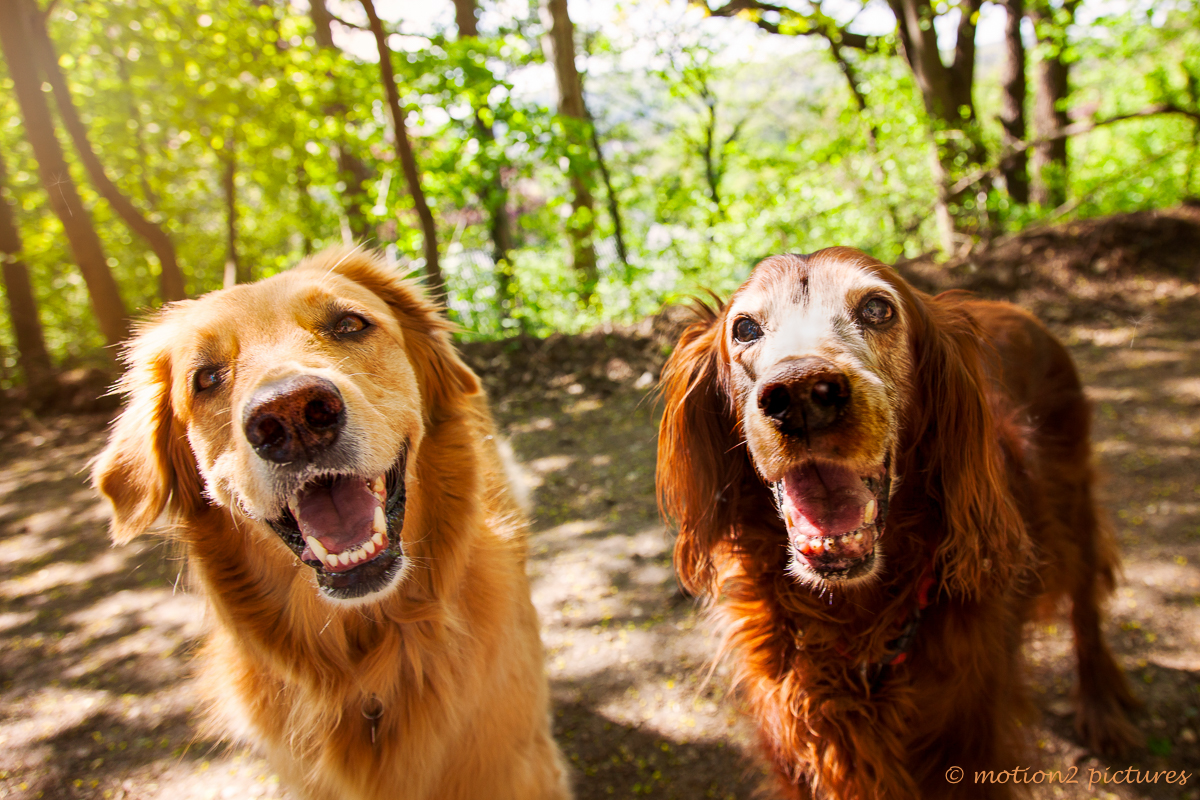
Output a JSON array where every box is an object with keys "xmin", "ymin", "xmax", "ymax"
[{"xmin": 2, "ymin": 211, "xmax": 1199, "ymax": 798}]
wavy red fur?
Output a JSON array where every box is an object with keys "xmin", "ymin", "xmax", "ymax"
[{"xmin": 656, "ymin": 248, "xmax": 1139, "ymax": 799}]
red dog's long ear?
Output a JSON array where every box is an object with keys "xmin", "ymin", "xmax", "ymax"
[
  {"xmin": 657, "ymin": 301, "xmax": 744, "ymax": 596},
  {"xmin": 324, "ymin": 250, "xmax": 481, "ymax": 415},
  {"xmin": 903, "ymin": 291, "xmax": 1029, "ymax": 599},
  {"xmin": 91, "ymin": 316, "xmax": 206, "ymax": 544}
]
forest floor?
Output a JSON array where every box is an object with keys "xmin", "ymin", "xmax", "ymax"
[{"xmin": 1, "ymin": 205, "xmax": 1199, "ymax": 800}]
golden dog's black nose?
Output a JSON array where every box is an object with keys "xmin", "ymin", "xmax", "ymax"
[
  {"xmin": 244, "ymin": 375, "xmax": 345, "ymax": 463},
  {"xmin": 758, "ymin": 357, "xmax": 850, "ymax": 436}
]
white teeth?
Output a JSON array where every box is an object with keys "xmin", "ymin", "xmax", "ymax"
[
  {"xmin": 854, "ymin": 532, "xmax": 864, "ymax": 542},
  {"xmin": 306, "ymin": 536, "xmax": 329, "ymax": 562},
  {"xmin": 371, "ymin": 476, "xmax": 386, "ymax": 499},
  {"xmin": 308, "ymin": 509, "xmax": 389, "ymax": 570},
  {"xmin": 864, "ymin": 498, "xmax": 877, "ymax": 525},
  {"xmin": 823, "ymin": 538, "xmax": 834, "ymax": 549}
]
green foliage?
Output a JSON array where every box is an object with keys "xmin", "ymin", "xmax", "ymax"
[{"xmin": 1, "ymin": 0, "xmax": 1198, "ymax": 385}]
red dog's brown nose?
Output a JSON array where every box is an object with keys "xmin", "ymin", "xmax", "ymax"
[
  {"xmin": 757, "ymin": 357, "xmax": 851, "ymax": 436},
  {"xmin": 243, "ymin": 375, "xmax": 345, "ymax": 464}
]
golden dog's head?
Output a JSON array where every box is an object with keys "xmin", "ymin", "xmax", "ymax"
[{"xmin": 92, "ymin": 248, "xmax": 480, "ymax": 603}]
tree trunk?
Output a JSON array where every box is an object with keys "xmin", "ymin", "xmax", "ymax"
[
  {"xmin": 360, "ymin": 0, "xmax": 444, "ymax": 294},
  {"xmin": 0, "ymin": 0, "xmax": 129, "ymax": 347},
  {"xmin": 541, "ymin": 0, "xmax": 598, "ymax": 293},
  {"xmin": 888, "ymin": 0, "xmax": 986, "ymax": 251},
  {"xmin": 30, "ymin": 7, "xmax": 187, "ymax": 302},
  {"xmin": 1029, "ymin": 0, "xmax": 1075, "ymax": 208},
  {"xmin": 310, "ymin": 0, "xmax": 374, "ymax": 244},
  {"xmin": 588, "ymin": 117, "xmax": 629, "ymax": 269},
  {"xmin": 453, "ymin": 0, "xmax": 519, "ymax": 315},
  {"xmin": 221, "ymin": 148, "xmax": 246, "ymax": 288},
  {"xmin": 115, "ymin": 56, "xmax": 158, "ymax": 210},
  {"xmin": 0, "ymin": 152, "xmax": 52, "ymax": 386},
  {"xmin": 999, "ymin": 0, "xmax": 1029, "ymax": 204}
]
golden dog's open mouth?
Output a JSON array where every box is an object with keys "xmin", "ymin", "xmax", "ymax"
[
  {"xmin": 773, "ymin": 459, "xmax": 890, "ymax": 582},
  {"xmin": 267, "ymin": 451, "xmax": 407, "ymax": 600}
]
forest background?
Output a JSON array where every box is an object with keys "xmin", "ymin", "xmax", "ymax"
[{"xmin": 1, "ymin": 0, "xmax": 1199, "ymax": 389}]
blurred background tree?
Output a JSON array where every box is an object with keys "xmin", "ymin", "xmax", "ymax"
[{"xmin": 0, "ymin": 0, "xmax": 1198, "ymax": 385}]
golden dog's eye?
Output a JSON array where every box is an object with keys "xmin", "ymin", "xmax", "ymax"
[
  {"xmin": 859, "ymin": 297, "xmax": 895, "ymax": 326},
  {"xmin": 194, "ymin": 366, "xmax": 224, "ymax": 393},
  {"xmin": 732, "ymin": 317, "xmax": 763, "ymax": 344},
  {"xmin": 333, "ymin": 313, "xmax": 369, "ymax": 335}
]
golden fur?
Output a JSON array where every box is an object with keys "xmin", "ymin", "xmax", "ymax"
[{"xmin": 92, "ymin": 248, "xmax": 571, "ymax": 800}]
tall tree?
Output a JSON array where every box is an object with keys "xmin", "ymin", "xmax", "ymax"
[
  {"xmin": 1029, "ymin": 0, "xmax": 1077, "ymax": 208},
  {"xmin": 0, "ymin": 152, "xmax": 51, "ymax": 387},
  {"xmin": 453, "ymin": 0, "xmax": 517, "ymax": 313},
  {"xmin": 31, "ymin": 5, "xmax": 187, "ymax": 302},
  {"xmin": 541, "ymin": 0, "xmax": 598, "ymax": 292},
  {"xmin": 999, "ymin": 0, "xmax": 1030, "ymax": 203},
  {"xmin": 695, "ymin": 0, "xmax": 988, "ymax": 251},
  {"xmin": 361, "ymin": 0, "xmax": 445, "ymax": 293},
  {"xmin": 220, "ymin": 144, "xmax": 245, "ymax": 288},
  {"xmin": 311, "ymin": 0, "xmax": 374, "ymax": 243},
  {"xmin": 0, "ymin": 0, "xmax": 129, "ymax": 347}
]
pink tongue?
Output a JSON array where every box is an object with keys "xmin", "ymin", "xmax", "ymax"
[
  {"xmin": 780, "ymin": 463, "xmax": 873, "ymax": 540},
  {"xmin": 294, "ymin": 477, "xmax": 380, "ymax": 553}
]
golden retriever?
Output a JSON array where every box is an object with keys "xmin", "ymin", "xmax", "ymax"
[{"xmin": 92, "ymin": 248, "xmax": 571, "ymax": 800}]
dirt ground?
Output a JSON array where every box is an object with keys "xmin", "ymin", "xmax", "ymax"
[{"xmin": 1, "ymin": 206, "xmax": 1198, "ymax": 800}]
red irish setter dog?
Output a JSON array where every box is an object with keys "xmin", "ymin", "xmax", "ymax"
[{"xmin": 657, "ymin": 248, "xmax": 1139, "ymax": 799}]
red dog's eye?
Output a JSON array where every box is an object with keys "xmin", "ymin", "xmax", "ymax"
[
  {"xmin": 334, "ymin": 313, "xmax": 369, "ymax": 335},
  {"xmin": 194, "ymin": 366, "xmax": 224, "ymax": 392},
  {"xmin": 732, "ymin": 317, "xmax": 763, "ymax": 343},
  {"xmin": 860, "ymin": 297, "xmax": 895, "ymax": 326}
]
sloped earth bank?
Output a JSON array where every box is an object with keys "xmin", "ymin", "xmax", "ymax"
[{"xmin": 1, "ymin": 206, "xmax": 1199, "ymax": 800}]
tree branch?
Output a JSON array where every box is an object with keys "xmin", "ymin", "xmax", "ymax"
[
  {"xmin": 328, "ymin": 11, "xmax": 367, "ymax": 31},
  {"xmin": 950, "ymin": 104, "xmax": 1200, "ymax": 196},
  {"xmin": 693, "ymin": 1, "xmax": 878, "ymax": 50}
]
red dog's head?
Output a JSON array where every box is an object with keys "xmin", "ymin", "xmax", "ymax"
[{"xmin": 658, "ymin": 248, "xmax": 1025, "ymax": 596}]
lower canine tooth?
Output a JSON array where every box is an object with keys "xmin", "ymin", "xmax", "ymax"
[
  {"xmin": 306, "ymin": 536, "xmax": 329, "ymax": 561},
  {"xmin": 372, "ymin": 530, "xmax": 385, "ymax": 547}
]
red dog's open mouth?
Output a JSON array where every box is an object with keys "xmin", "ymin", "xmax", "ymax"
[
  {"xmin": 773, "ymin": 460, "xmax": 890, "ymax": 582},
  {"xmin": 267, "ymin": 451, "xmax": 407, "ymax": 600}
]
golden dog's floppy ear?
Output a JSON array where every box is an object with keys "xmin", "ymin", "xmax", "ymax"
[
  {"xmin": 91, "ymin": 317, "xmax": 206, "ymax": 544},
  {"xmin": 902, "ymin": 290, "xmax": 1030, "ymax": 599},
  {"xmin": 656, "ymin": 300, "xmax": 746, "ymax": 596},
  {"xmin": 324, "ymin": 250, "xmax": 481, "ymax": 413}
]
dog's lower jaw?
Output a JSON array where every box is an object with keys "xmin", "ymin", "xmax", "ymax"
[
  {"xmin": 264, "ymin": 450, "xmax": 410, "ymax": 602},
  {"xmin": 774, "ymin": 460, "xmax": 892, "ymax": 587}
]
